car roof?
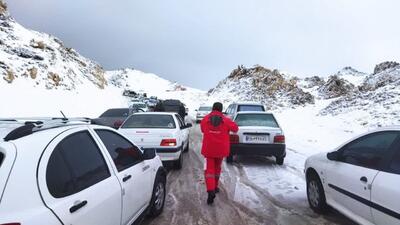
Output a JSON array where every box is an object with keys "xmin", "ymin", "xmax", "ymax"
[
  {"xmin": 233, "ymin": 102, "xmax": 264, "ymax": 106},
  {"xmin": 130, "ymin": 112, "xmax": 177, "ymax": 116},
  {"xmin": 235, "ymin": 111, "xmax": 273, "ymax": 115}
]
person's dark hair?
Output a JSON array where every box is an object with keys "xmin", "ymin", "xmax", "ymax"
[{"xmin": 212, "ymin": 102, "xmax": 223, "ymax": 112}]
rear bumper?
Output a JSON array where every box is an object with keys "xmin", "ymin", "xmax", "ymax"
[
  {"xmin": 230, "ymin": 143, "xmax": 286, "ymax": 158},
  {"xmin": 155, "ymin": 147, "xmax": 182, "ymax": 161}
]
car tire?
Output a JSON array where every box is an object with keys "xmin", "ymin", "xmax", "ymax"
[
  {"xmin": 226, "ymin": 155, "xmax": 234, "ymax": 164},
  {"xmin": 148, "ymin": 173, "xmax": 166, "ymax": 217},
  {"xmin": 174, "ymin": 153, "xmax": 183, "ymax": 170},
  {"xmin": 307, "ymin": 172, "xmax": 328, "ymax": 214},
  {"xmin": 183, "ymin": 142, "xmax": 189, "ymax": 153},
  {"xmin": 276, "ymin": 157, "xmax": 284, "ymax": 165}
]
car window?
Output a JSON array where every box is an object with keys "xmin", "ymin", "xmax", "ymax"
[
  {"xmin": 175, "ymin": 114, "xmax": 185, "ymax": 128},
  {"xmin": 100, "ymin": 109, "xmax": 129, "ymax": 117},
  {"xmin": 46, "ymin": 131, "xmax": 111, "ymax": 198},
  {"xmin": 238, "ymin": 105, "xmax": 265, "ymax": 112},
  {"xmin": 389, "ymin": 149, "xmax": 400, "ymax": 174},
  {"xmin": 340, "ymin": 131, "xmax": 399, "ymax": 169},
  {"xmin": 121, "ymin": 114, "xmax": 176, "ymax": 129},
  {"xmin": 226, "ymin": 105, "xmax": 233, "ymax": 114},
  {"xmin": 235, "ymin": 114, "xmax": 279, "ymax": 128},
  {"xmin": 95, "ymin": 130, "xmax": 143, "ymax": 172}
]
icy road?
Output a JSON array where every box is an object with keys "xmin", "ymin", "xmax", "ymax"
[{"xmin": 142, "ymin": 125, "xmax": 356, "ymax": 225}]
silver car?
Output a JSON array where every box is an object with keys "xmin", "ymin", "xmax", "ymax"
[
  {"xmin": 228, "ymin": 111, "xmax": 286, "ymax": 165},
  {"xmin": 195, "ymin": 106, "xmax": 212, "ymax": 123}
]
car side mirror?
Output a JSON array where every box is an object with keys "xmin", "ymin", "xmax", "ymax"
[
  {"xmin": 185, "ymin": 123, "xmax": 192, "ymax": 128},
  {"xmin": 327, "ymin": 151, "xmax": 341, "ymax": 161},
  {"xmin": 142, "ymin": 148, "xmax": 157, "ymax": 160},
  {"xmin": 195, "ymin": 109, "xmax": 198, "ymax": 112}
]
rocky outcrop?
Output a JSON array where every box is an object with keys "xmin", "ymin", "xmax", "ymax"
[
  {"xmin": 318, "ymin": 75, "xmax": 356, "ymax": 99},
  {"xmin": 210, "ymin": 65, "xmax": 314, "ymax": 109},
  {"xmin": 303, "ymin": 76, "xmax": 325, "ymax": 88},
  {"xmin": 0, "ymin": 4, "xmax": 107, "ymax": 89},
  {"xmin": 373, "ymin": 61, "xmax": 399, "ymax": 75}
]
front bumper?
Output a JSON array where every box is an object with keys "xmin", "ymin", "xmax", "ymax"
[
  {"xmin": 154, "ymin": 147, "xmax": 182, "ymax": 161},
  {"xmin": 230, "ymin": 143, "xmax": 286, "ymax": 158}
]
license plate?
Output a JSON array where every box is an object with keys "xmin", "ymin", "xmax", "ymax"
[{"xmin": 245, "ymin": 135, "xmax": 268, "ymax": 143}]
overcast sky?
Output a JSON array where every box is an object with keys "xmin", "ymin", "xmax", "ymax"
[{"xmin": 7, "ymin": 0, "xmax": 400, "ymax": 90}]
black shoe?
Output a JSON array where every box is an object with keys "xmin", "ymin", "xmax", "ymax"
[
  {"xmin": 207, "ymin": 191, "xmax": 216, "ymax": 205},
  {"xmin": 215, "ymin": 187, "xmax": 220, "ymax": 193}
]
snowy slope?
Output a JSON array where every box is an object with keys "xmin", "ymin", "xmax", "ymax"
[{"xmin": 0, "ymin": 5, "xmax": 206, "ymax": 118}]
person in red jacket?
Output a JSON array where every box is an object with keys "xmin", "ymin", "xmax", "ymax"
[{"xmin": 201, "ymin": 102, "xmax": 239, "ymax": 205}]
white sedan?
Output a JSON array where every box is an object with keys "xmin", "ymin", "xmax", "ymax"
[
  {"xmin": 119, "ymin": 112, "xmax": 191, "ymax": 169},
  {"xmin": 228, "ymin": 112, "xmax": 286, "ymax": 165},
  {"xmin": 0, "ymin": 119, "xmax": 166, "ymax": 225},
  {"xmin": 305, "ymin": 127, "xmax": 400, "ymax": 225}
]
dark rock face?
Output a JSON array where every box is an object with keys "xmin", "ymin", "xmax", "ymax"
[
  {"xmin": 304, "ymin": 76, "xmax": 325, "ymax": 88},
  {"xmin": 373, "ymin": 61, "xmax": 399, "ymax": 75},
  {"xmin": 318, "ymin": 75, "xmax": 356, "ymax": 99}
]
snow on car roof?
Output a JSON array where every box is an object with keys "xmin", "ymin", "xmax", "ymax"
[
  {"xmin": 132, "ymin": 112, "xmax": 177, "ymax": 115},
  {"xmin": 233, "ymin": 102, "xmax": 264, "ymax": 105},
  {"xmin": 236, "ymin": 111, "xmax": 273, "ymax": 115}
]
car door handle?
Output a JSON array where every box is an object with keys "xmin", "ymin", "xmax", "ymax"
[
  {"xmin": 123, "ymin": 175, "xmax": 132, "ymax": 182},
  {"xmin": 360, "ymin": 176, "xmax": 368, "ymax": 183},
  {"xmin": 142, "ymin": 165, "xmax": 150, "ymax": 172},
  {"xmin": 69, "ymin": 200, "xmax": 88, "ymax": 213}
]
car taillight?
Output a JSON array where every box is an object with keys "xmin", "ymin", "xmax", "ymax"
[
  {"xmin": 160, "ymin": 139, "xmax": 177, "ymax": 147},
  {"xmin": 230, "ymin": 134, "xmax": 239, "ymax": 144},
  {"xmin": 114, "ymin": 120, "xmax": 123, "ymax": 129},
  {"xmin": 274, "ymin": 135, "xmax": 285, "ymax": 143}
]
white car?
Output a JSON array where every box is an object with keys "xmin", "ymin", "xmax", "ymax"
[
  {"xmin": 305, "ymin": 128, "xmax": 400, "ymax": 225},
  {"xmin": 0, "ymin": 119, "xmax": 166, "ymax": 225},
  {"xmin": 225, "ymin": 102, "xmax": 266, "ymax": 119},
  {"xmin": 228, "ymin": 112, "xmax": 286, "ymax": 165},
  {"xmin": 130, "ymin": 101, "xmax": 149, "ymax": 112},
  {"xmin": 195, "ymin": 106, "xmax": 212, "ymax": 123},
  {"xmin": 119, "ymin": 112, "xmax": 191, "ymax": 169}
]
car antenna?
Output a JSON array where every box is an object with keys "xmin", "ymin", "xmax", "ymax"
[{"xmin": 60, "ymin": 110, "xmax": 68, "ymax": 121}]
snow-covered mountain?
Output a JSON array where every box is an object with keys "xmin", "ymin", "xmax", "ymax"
[{"xmin": 0, "ymin": 2, "xmax": 206, "ymax": 117}]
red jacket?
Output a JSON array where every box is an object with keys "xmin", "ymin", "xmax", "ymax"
[{"xmin": 201, "ymin": 111, "xmax": 239, "ymax": 158}]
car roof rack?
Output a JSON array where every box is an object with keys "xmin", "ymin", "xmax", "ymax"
[{"xmin": 2, "ymin": 117, "xmax": 92, "ymax": 142}]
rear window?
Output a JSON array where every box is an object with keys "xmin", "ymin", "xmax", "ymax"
[
  {"xmin": 100, "ymin": 109, "xmax": 129, "ymax": 117},
  {"xmin": 122, "ymin": 114, "xmax": 176, "ymax": 129},
  {"xmin": 235, "ymin": 114, "xmax": 279, "ymax": 128},
  {"xmin": 238, "ymin": 105, "xmax": 265, "ymax": 112},
  {"xmin": 164, "ymin": 105, "xmax": 180, "ymax": 112},
  {"xmin": 199, "ymin": 107, "xmax": 212, "ymax": 111},
  {"xmin": 131, "ymin": 103, "xmax": 147, "ymax": 109}
]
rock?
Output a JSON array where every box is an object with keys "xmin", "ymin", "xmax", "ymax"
[
  {"xmin": 3, "ymin": 70, "xmax": 14, "ymax": 83},
  {"xmin": 373, "ymin": 61, "xmax": 399, "ymax": 75},
  {"xmin": 304, "ymin": 76, "xmax": 325, "ymax": 88},
  {"xmin": 29, "ymin": 67, "xmax": 38, "ymax": 79},
  {"xmin": 318, "ymin": 75, "xmax": 356, "ymax": 99},
  {"xmin": 33, "ymin": 55, "xmax": 44, "ymax": 61}
]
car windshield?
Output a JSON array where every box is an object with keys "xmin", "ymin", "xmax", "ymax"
[
  {"xmin": 238, "ymin": 105, "xmax": 265, "ymax": 112},
  {"xmin": 199, "ymin": 107, "xmax": 212, "ymax": 111},
  {"xmin": 235, "ymin": 114, "xmax": 279, "ymax": 127},
  {"xmin": 100, "ymin": 109, "xmax": 129, "ymax": 117},
  {"xmin": 122, "ymin": 114, "xmax": 176, "ymax": 129}
]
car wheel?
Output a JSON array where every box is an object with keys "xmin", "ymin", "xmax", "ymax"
[
  {"xmin": 276, "ymin": 157, "xmax": 284, "ymax": 165},
  {"xmin": 226, "ymin": 155, "xmax": 233, "ymax": 164},
  {"xmin": 148, "ymin": 173, "xmax": 166, "ymax": 217},
  {"xmin": 183, "ymin": 142, "xmax": 189, "ymax": 153},
  {"xmin": 307, "ymin": 172, "xmax": 328, "ymax": 214},
  {"xmin": 174, "ymin": 153, "xmax": 183, "ymax": 170}
]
